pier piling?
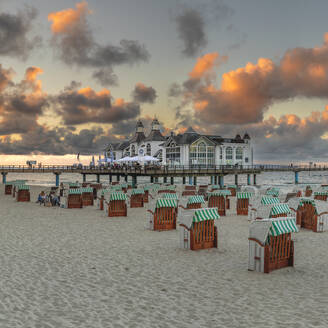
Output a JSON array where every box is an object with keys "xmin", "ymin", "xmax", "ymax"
[
  {"xmin": 1, "ymin": 172, "xmax": 7, "ymax": 184},
  {"xmin": 295, "ymin": 171, "xmax": 299, "ymax": 184}
]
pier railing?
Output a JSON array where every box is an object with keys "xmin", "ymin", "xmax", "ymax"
[{"xmin": 0, "ymin": 164, "xmax": 327, "ymax": 173}]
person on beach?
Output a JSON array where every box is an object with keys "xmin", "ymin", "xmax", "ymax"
[{"xmin": 37, "ymin": 191, "xmax": 46, "ymax": 205}]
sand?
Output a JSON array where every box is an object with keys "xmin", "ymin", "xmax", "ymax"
[{"xmin": 0, "ymin": 186, "xmax": 327, "ymax": 328}]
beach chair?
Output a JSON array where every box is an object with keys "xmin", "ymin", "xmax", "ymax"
[
  {"xmin": 236, "ymin": 192, "xmax": 253, "ymax": 215},
  {"xmin": 249, "ymin": 196, "xmax": 279, "ymax": 221},
  {"xmin": 158, "ymin": 185, "xmax": 176, "ymax": 194},
  {"xmin": 305, "ymin": 186, "xmax": 312, "ymax": 197},
  {"xmin": 179, "ymin": 195, "xmax": 205, "ymax": 210},
  {"xmin": 296, "ymin": 199, "xmax": 328, "ymax": 232},
  {"xmin": 266, "ymin": 188, "xmax": 279, "ymax": 197},
  {"xmin": 106, "ymin": 192, "xmax": 127, "ymax": 217},
  {"xmin": 148, "ymin": 198, "xmax": 177, "ymax": 231},
  {"xmin": 67, "ymin": 189, "xmax": 83, "ymax": 208},
  {"xmin": 129, "ymin": 189, "xmax": 144, "ymax": 208},
  {"xmin": 269, "ymin": 203, "xmax": 292, "ymax": 218},
  {"xmin": 314, "ymin": 191, "xmax": 328, "ymax": 201},
  {"xmin": 179, "ymin": 208, "xmax": 219, "ymax": 250},
  {"xmin": 227, "ymin": 185, "xmax": 237, "ymax": 196},
  {"xmin": 182, "ymin": 185, "xmax": 196, "ymax": 196},
  {"xmin": 81, "ymin": 187, "xmax": 94, "ymax": 206},
  {"xmin": 248, "ymin": 217, "xmax": 298, "ymax": 273},
  {"xmin": 68, "ymin": 182, "xmax": 80, "ymax": 189},
  {"xmin": 4, "ymin": 182, "xmax": 13, "ymax": 195},
  {"xmin": 16, "ymin": 185, "xmax": 30, "ymax": 202},
  {"xmin": 208, "ymin": 191, "xmax": 231, "ymax": 216}
]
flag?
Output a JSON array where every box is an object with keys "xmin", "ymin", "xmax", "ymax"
[{"xmin": 77, "ymin": 153, "xmax": 80, "ymax": 161}]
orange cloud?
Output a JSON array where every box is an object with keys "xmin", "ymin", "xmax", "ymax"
[
  {"xmin": 189, "ymin": 52, "xmax": 227, "ymax": 79},
  {"xmin": 48, "ymin": 1, "xmax": 91, "ymax": 34},
  {"xmin": 77, "ymin": 86, "xmax": 110, "ymax": 98},
  {"xmin": 24, "ymin": 66, "xmax": 43, "ymax": 93}
]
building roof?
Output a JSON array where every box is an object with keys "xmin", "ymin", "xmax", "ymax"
[
  {"xmin": 144, "ymin": 129, "xmax": 166, "ymax": 141},
  {"xmin": 129, "ymin": 132, "xmax": 146, "ymax": 144}
]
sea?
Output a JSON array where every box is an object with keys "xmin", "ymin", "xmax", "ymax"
[{"xmin": 6, "ymin": 171, "xmax": 328, "ymax": 194}]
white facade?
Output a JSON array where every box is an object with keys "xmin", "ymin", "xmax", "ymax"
[{"xmin": 105, "ymin": 121, "xmax": 253, "ymax": 166}]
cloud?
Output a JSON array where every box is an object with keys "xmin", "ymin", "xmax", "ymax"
[
  {"xmin": 92, "ymin": 68, "xmax": 118, "ymax": 86},
  {"xmin": 54, "ymin": 83, "xmax": 140, "ymax": 125},
  {"xmin": 171, "ymin": 34, "xmax": 328, "ymax": 125},
  {"xmin": 132, "ymin": 83, "xmax": 157, "ymax": 103},
  {"xmin": 175, "ymin": 7, "xmax": 206, "ymax": 58},
  {"xmin": 48, "ymin": 1, "xmax": 150, "ymax": 85},
  {"xmin": 0, "ymin": 66, "xmax": 48, "ymax": 135},
  {"xmin": 0, "ymin": 125, "xmax": 116, "ymax": 155},
  {"xmin": 0, "ymin": 6, "xmax": 41, "ymax": 59},
  {"xmin": 174, "ymin": 1, "xmax": 233, "ymax": 57}
]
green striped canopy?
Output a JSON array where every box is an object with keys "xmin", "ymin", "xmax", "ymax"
[
  {"xmin": 110, "ymin": 185, "xmax": 122, "ymax": 191},
  {"xmin": 17, "ymin": 184, "xmax": 29, "ymax": 190},
  {"xmin": 227, "ymin": 185, "xmax": 237, "ymax": 189},
  {"xmin": 208, "ymin": 190, "xmax": 231, "ymax": 197},
  {"xmin": 14, "ymin": 180, "xmax": 26, "ymax": 185},
  {"xmin": 269, "ymin": 218, "xmax": 298, "ymax": 237},
  {"xmin": 142, "ymin": 185, "xmax": 150, "ymax": 191},
  {"xmin": 261, "ymin": 196, "xmax": 280, "ymax": 205},
  {"xmin": 131, "ymin": 189, "xmax": 144, "ymax": 195},
  {"xmin": 5, "ymin": 182, "xmax": 13, "ymax": 185},
  {"xmin": 193, "ymin": 208, "xmax": 220, "ymax": 222},
  {"xmin": 211, "ymin": 185, "xmax": 220, "ymax": 190},
  {"xmin": 69, "ymin": 189, "xmax": 82, "ymax": 194},
  {"xmin": 69, "ymin": 182, "xmax": 79, "ymax": 187},
  {"xmin": 266, "ymin": 188, "xmax": 280, "ymax": 197},
  {"xmin": 81, "ymin": 187, "xmax": 93, "ymax": 193},
  {"xmin": 187, "ymin": 195, "xmax": 205, "ymax": 204},
  {"xmin": 159, "ymin": 185, "xmax": 176, "ymax": 191},
  {"xmin": 300, "ymin": 198, "xmax": 315, "ymax": 206},
  {"xmin": 270, "ymin": 203, "xmax": 291, "ymax": 216},
  {"xmin": 110, "ymin": 192, "xmax": 127, "ymax": 201},
  {"xmin": 121, "ymin": 183, "xmax": 127, "ymax": 188},
  {"xmin": 237, "ymin": 192, "xmax": 253, "ymax": 199},
  {"xmin": 162, "ymin": 193, "xmax": 179, "ymax": 200},
  {"xmin": 155, "ymin": 198, "xmax": 177, "ymax": 208},
  {"xmin": 314, "ymin": 191, "xmax": 328, "ymax": 196}
]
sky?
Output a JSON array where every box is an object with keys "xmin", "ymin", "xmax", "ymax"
[{"xmin": 1, "ymin": 0, "xmax": 328, "ymax": 164}]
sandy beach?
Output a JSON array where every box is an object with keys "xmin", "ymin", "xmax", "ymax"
[{"xmin": 0, "ymin": 186, "xmax": 327, "ymax": 328}]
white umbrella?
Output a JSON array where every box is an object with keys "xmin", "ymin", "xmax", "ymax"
[
  {"xmin": 143, "ymin": 155, "xmax": 160, "ymax": 162},
  {"xmin": 117, "ymin": 156, "xmax": 133, "ymax": 162}
]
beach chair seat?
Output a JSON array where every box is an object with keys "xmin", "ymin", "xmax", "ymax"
[
  {"xmin": 16, "ymin": 185, "xmax": 30, "ymax": 202},
  {"xmin": 130, "ymin": 189, "xmax": 144, "ymax": 208},
  {"xmin": 106, "ymin": 192, "xmax": 127, "ymax": 217},
  {"xmin": 81, "ymin": 188, "xmax": 94, "ymax": 206},
  {"xmin": 179, "ymin": 208, "xmax": 219, "ymax": 250},
  {"xmin": 148, "ymin": 199, "xmax": 177, "ymax": 231},
  {"xmin": 67, "ymin": 189, "xmax": 83, "ymax": 208},
  {"xmin": 237, "ymin": 192, "xmax": 253, "ymax": 215},
  {"xmin": 248, "ymin": 217, "xmax": 298, "ymax": 273}
]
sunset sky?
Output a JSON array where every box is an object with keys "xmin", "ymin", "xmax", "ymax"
[{"xmin": 1, "ymin": 0, "xmax": 328, "ymax": 164}]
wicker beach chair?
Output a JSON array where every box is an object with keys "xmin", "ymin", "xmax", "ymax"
[
  {"xmin": 248, "ymin": 217, "xmax": 298, "ymax": 273},
  {"xmin": 147, "ymin": 198, "xmax": 177, "ymax": 231},
  {"xmin": 106, "ymin": 192, "xmax": 127, "ymax": 217},
  {"xmin": 179, "ymin": 208, "xmax": 219, "ymax": 250}
]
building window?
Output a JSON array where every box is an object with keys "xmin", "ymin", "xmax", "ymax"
[
  {"xmin": 236, "ymin": 147, "xmax": 243, "ymax": 161},
  {"xmin": 189, "ymin": 141, "xmax": 215, "ymax": 167},
  {"xmin": 226, "ymin": 147, "xmax": 233, "ymax": 161},
  {"xmin": 131, "ymin": 145, "xmax": 136, "ymax": 156},
  {"xmin": 220, "ymin": 147, "xmax": 223, "ymax": 160},
  {"xmin": 146, "ymin": 143, "xmax": 151, "ymax": 155},
  {"xmin": 166, "ymin": 143, "xmax": 180, "ymax": 165}
]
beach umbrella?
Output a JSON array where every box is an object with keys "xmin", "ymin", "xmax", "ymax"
[{"xmin": 143, "ymin": 155, "xmax": 160, "ymax": 162}]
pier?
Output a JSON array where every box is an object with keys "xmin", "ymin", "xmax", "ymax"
[{"xmin": 0, "ymin": 164, "xmax": 327, "ymax": 187}]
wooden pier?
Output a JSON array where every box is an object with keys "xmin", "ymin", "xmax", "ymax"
[{"xmin": 0, "ymin": 164, "xmax": 327, "ymax": 187}]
